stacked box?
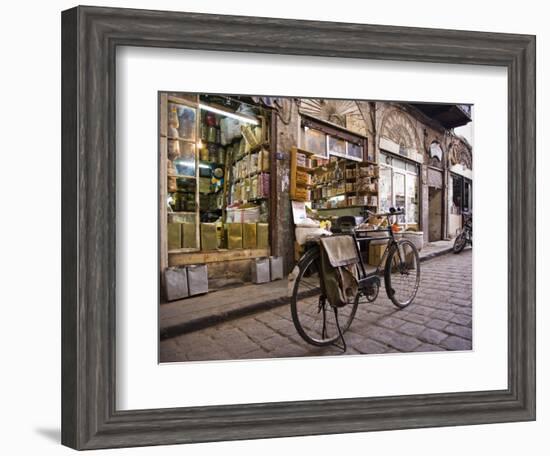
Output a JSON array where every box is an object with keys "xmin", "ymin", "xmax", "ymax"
[
  {"xmin": 199, "ymin": 177, "xmax": 211, "ymax": 194},
  {"xmin": 258, "ymin": 172, "xmax": 270, "ymax": 198},
  {"xmin": 259, "ymin": 148, "xmax": 270, "ymax": 171},
  {"xmin": 243, "ymin": 223, "xmax": 257, "ymax": 249},
  {"xmin": 252, "ymin": 258, "xmax": 270, "ymax": 284},
  {"xmin": 187, "ymin": 264, "xmax": 208, "ymax": 296},
  {"xmin": 257, "ymin": 223, "xmax": 269, "ymax": 248},
  {"xmin": 167, "ymin": 223, "xmax": 182, "ymax": 250},
  {"xmin": 164, "ymin": 267, "xmax": 188, "ymax": 301},
  {"xmin": 227, "ymin": 223, "xmax": 243, "ymax": 249},
  {"xmin": 250, "ymin": 175, "xmax": 259, "ymax": 200},
  {"xmin": 200, "ymin": 223, "xmax": 218, "ymax": 250},
  {"xmin": 368, "ymin": 244, "xmax": 387, "ymax": 267},
  {"xmin": 296, "ymin": 170, "xmax": 311, "ymax": 185},
  {"xmin": 269, "ymin": 256, "xmax": 284, "ymax": 280},
  {"xmin": 182, "ymin": 222, "xmax": 197, "ymax": 249}
]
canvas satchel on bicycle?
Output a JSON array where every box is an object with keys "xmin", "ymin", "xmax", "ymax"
[{"xmin": 319, "ymin": 236, "xmax": 360, "ymax": 308}]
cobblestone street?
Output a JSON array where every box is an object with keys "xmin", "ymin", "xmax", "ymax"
[{"xmin": 160, "ymin": 250, "xmax": 472, "ymax": 362}]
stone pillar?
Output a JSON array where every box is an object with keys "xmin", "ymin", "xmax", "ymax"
[{"xmin": 274, "ymin": 101, "xmax": 301, "ymax": 274}]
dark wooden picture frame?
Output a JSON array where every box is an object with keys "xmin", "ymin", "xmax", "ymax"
[{"xmin": 61, "ymin": 6, "xmax": 536, "ymax": 450}]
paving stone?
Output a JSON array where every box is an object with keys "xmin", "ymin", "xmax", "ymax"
[
  {"xmin": 416, "ymin": 343, "xmax": 447, "ymax": 352},
  {"xmin": 399, "ymin": 312, "xmax": 432, "ymax": 325},
  {"xmin": 259, "ymin": 334, "xmax": 292, "ymax": 352},
  {"xmin": 409, "ymin": 305, "xmax": 436, "ymax": 316},
  {"xmin": 377, "ymin": 316, "xmax": 406, "ymax": 329},
  {"xmin": 440, "ymin": 336, "xmax": 472, "ymax": 351},
  {"xmin": 354, "ymin": 338, "xmax": 389, "ymax": 354},
  {"xmin": 419, "ymin": 328, "xmax": 448, "ymax": 345},
  {"xmin": 450, "ymin": 314, "xmax": 472, "ymax": 326},
  {"xmin": 430, "ymin": 309, "xmax": 455, "ymax": 321},
  {"xmin": 398, "ymin": 322, "xmax": 425, "ymax": 337},
  {"xmin": 444, "ymin": 324, "xmax": 472, "ymax": 340},
  {"xmin": 366, "ymin": 326, "xmax": 421, "ymax": 352},
  {"xmin": 425, "ymin": 319, "xmax": 448, "ymax": 331}
]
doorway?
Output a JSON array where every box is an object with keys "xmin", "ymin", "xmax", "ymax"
[{"xmin": 428, "ymin": 187, "xmax": 443, "ymax": 241}]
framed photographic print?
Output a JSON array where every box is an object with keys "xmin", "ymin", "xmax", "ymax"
[{"xmin": 61, "ymin": 5, "xmax": 535, "ymax": 450}]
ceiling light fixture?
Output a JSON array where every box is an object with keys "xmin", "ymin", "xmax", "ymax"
[{"xmin": 199, "ymin": 103, "xmax": 259, "ymax": 125}]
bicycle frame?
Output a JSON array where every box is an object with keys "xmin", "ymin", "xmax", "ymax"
[{"xmin": 333, "ymin": 212, "xmax": 403, "ymax": 292}]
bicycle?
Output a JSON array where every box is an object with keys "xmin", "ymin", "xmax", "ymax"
[
  {"xmin": 289, "ymin": 207, "xmax": 421, "ymax": 350},
  {"xmin": 453, "ymin": 210, "xmax": 472, "ymax": 254}
]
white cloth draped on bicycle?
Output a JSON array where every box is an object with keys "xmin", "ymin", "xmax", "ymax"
[{"xmin": 319, "ymin": 236, "xmax": 360, "ymax": 308}]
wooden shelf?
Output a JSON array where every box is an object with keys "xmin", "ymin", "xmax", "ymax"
[
  {"xmin": 168, "ymin": 174, "xmax": 196, "ymax": 179},
  {"xmin": 232, "ymin": 142, "xmax": 270, "ymax": 165},
  {"xmin": 168, "ymin": 248, "xmax": 271, "ymax": 267},
  {"xmin": 316, "ymin": 204, "xmax": 377, "ymax": 210},
  {"xmin": 297, "ymin": 165, "xmax": 314, "ymax": 174},
  {"xmin": 233, "ymin": 170, "xmax": 269, "ymax": 184},
  {"xmin": 166, "ymin": 135, "xmax": 196, "ymax": 143},
  {"xmin": 294, "ymin": 147, "xmax": 316, "ymax": 156}
]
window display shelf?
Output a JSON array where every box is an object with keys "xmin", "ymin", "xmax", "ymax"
[
  {"xmin": 168, "ymin": 174, "xmax": 196, "ymax": 179},
  {"xmin": 166, "ymin": 135, "xmax": 196, "ymax": 142}
]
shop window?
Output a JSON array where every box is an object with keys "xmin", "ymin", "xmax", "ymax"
[
  {"xmin": 301, "ymin": 127, "xmax": 327, "ymax": 157},
  {"xmin": 328, "ymin": 136, "xmax": 347, "ymax": 156},
  {"xmin": 378, "ymin": 153, "xmax": 419, "ymax": 226},
  {"xmin": 463, "ymin": 180, "xmax": 472, "ymax": 212},
  {"xmin": 379, "ymin": 166, "xmax": 392, "ymax": 213},
  {"xmin": 347, "ymin": 142, "xmax": 364, "ymax": 160},
  {"xmin": 393, "ymin": 172, "xmax": 406, "ymax": 224},
  {"xmin": 393, "ymin": 157, "xmax": 407, "ymax": 170},
  {"xmin": 300, "ymin": 116, "xmax": 366, "ymax": 162},
  {"xmin": 164, "ymin": 95, "xmax": 271, "ymax": 255},
  {"xmin": 406, "ymin": 173, "xmax": 419, "ymax": 224},
  {"xmin": 452, "ymin": 175, "xmax": 463, "ymax": 211}
]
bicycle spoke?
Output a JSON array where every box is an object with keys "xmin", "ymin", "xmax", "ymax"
[{"xmin": 385, "ymin": 240, "xmax": 420, "ymax": 308}]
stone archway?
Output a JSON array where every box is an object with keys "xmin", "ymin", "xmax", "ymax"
[
  {"xmin": 448, "ymin": 136, "xmax": 472, "ymax": 169},
  {"xmin": 379, "ymin": 108, "xmax": 421, "ymax": 155},
  {"xmin": 298, "ymin": 99, "xmax": 369, "ymax": 136}
]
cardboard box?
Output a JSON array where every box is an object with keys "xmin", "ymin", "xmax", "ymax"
[
  {"xmin": 187, "ymin": 264, "xmax": 208, "ymax": 296},
  {"xmin": 242, "ymin": 223, "xmax": 257, "ymax": 249},
  {"xmin": 199, "ymin": 177, "xmax": 211, "ymax": 193},
  {"xmin": 252, "ymin": 258, "xmax": 270, "ymax": 284},
  {"xmin": 164, "ymin": 267, "xmax": 188, "ymax": 301},
  {"xmin": 257, "ymin": 223, "xmax": 269, "ymax": 249},
  {"xmin": 182, "ymin": 222, "xmax": 197, "ymax": 249},
  {"xmin": 200, "ymin": 223, "xmax": 218, "ymax": 251},
  {"xmin": 270, "ymin": 256, "xmax": 284, "ymax": 280},
  {"xmin": 368, "ymin": 243, "xmax": 387, "ymax": 267},
  {"xmin": 226, "ymin": 223, "xmax": 243, "ymax": 249},
  {"xmin": 167, "ymin": 223, "xmax": 182, "ymax": 250}
]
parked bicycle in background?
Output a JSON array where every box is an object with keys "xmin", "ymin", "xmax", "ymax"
[{"xmin": 453, "ymin": 210, "xmax": 472, "ymax": 254}]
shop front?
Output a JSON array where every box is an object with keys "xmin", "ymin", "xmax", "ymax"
[
  {"xmin": 159, "ymin": 93, "xmax": 275, "ymax": 292},
  {"xmin": 158, "ymin": 95, "xmax": 473, "ymax": 301}
]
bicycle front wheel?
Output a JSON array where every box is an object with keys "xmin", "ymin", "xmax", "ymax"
[
  {"xmin": 384, "ymin": 239, "xmax": 421, "ymax": 308},
  {"xmin": 291, "ymin": 246, "xmax": 359, "ymax": 346}
]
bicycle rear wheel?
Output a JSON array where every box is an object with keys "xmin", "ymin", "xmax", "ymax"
[
  {"xmin": 290, "ymin": 247, "xmax": 359, "ymax": 346},
  {"xmin": 384, "ymin": 239, "xmax": 421, "ymax": 308},
  {"xmin": 453, "ymin": 232, "xmax": 467, "ymax": 253}
]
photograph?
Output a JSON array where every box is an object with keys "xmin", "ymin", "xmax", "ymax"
[{"xmin": 159, "ymin": 94, "xmax": 474, "ymax": 362}]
